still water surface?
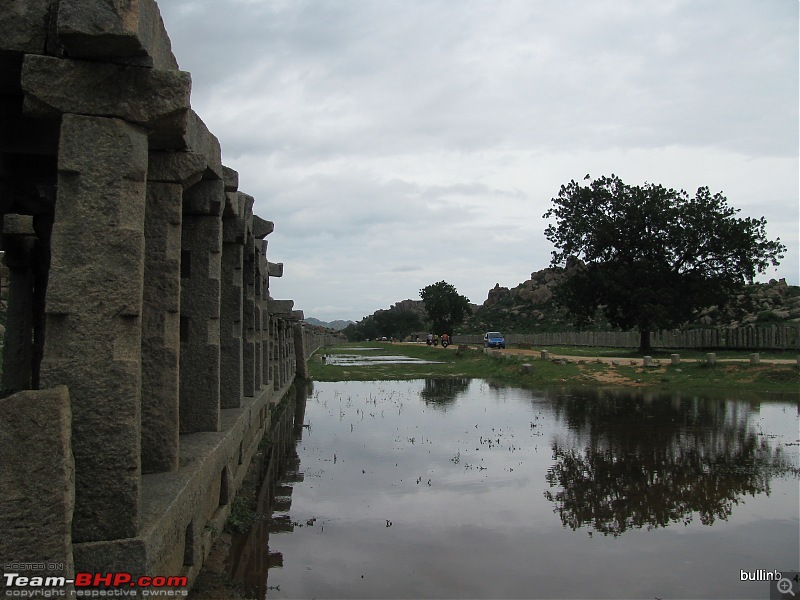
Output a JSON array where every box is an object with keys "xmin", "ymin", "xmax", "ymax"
[{"xmin": 249, "ymin": 380, "xmax": 798, "ymax": 599}]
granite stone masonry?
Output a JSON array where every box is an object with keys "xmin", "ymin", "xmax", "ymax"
[{"xmin": 0, "ymin": 0, "xmax": 334, "ymax": 592}]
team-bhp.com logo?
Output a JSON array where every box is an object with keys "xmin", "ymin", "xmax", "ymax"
[{"xmin": 3, "ymin": 572, "xmax": 188, "ymax": 597}]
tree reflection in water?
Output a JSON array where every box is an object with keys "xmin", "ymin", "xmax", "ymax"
[
  {"xmin": 419, "ymin": 377, "xmax": 470, "ymax": 409},
  {"xmin": 543, "ymin": 388, "xmax": 798, "ymax": 536}
]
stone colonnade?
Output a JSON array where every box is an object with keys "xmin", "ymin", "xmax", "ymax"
[{"xmin": 0, "ymin": 0, "xmax": 332, "ymax": 589}]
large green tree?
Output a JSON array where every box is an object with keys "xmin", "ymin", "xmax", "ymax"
[
  {"xmin": 543, "ymin": 175, "xmax": 786, "ymax": 353},
  {"xmin": 343, "ymin": 308, "xmax": 423, "ymax": 341},
  {"xmin": 419, "ymin": 281, "xmax": 471, "ymax": 335}
]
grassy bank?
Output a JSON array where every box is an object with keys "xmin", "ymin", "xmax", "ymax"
[{"xmin": 309, "ymin": 342, "xmax": 800, "ymax": 395}]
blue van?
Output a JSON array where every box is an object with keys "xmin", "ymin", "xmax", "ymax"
[{"xmin": 484, "ymin": 331, "xmax": 505, "ymax": 349}]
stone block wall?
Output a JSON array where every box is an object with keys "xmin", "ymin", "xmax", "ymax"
[{"xmin": 0, "ymin": 0, "xmax": 334, "ymax": 591}]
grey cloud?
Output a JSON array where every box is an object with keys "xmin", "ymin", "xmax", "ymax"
[{"xmin": 158, "ymin": 0, "xmax": 797, "ymax": 320}]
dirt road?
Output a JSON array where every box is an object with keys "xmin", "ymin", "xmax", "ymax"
[{"xmin": 420, "ymin": 342, "xmax": 799, "ymax": 366}]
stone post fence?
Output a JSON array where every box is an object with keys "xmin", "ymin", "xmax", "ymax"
[
  {"xmin": 0, "ymin": 0, "xmax": 331, "ymax": 592},
  {"xmin": 454, "ymin": 325, "xmax": 800, "ymax": 351}
]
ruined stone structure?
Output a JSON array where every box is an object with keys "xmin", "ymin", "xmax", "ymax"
[{"xmin": 0, "ymin": 0, "xmax": 333, "ymax": 590}]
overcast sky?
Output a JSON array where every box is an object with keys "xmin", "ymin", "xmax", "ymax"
[{"xmin": 158, "ymin": 0, "xmax": 799, "ymax": 323}]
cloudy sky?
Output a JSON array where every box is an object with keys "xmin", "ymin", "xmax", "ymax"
[{"xmin": 158, "ymin": 0, "xmax": 798, "ymax": 323}]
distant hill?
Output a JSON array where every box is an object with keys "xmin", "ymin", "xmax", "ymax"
[{"xmin": 304, "ymin": 317, "xmax": 354, "ymax": 331}]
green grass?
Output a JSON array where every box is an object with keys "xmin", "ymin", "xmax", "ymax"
[{"xmin": 310, "ymin": 342, "xmax": 800, "ymax": 395}]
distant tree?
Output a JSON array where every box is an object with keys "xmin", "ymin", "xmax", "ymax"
[
  {"xmin": 543, "ymin": 175, "xmax": 786, "ymax": 353},
  {"xmin": 342, "ymin": 322, "xmax": 359, "ymax": 341},
  {"xmin": 373, "ymin": 309, "xmax": 423, "ymax": 339},
  {"xmin": 343, "ymin": 308, "xmax": 423, "ymax": 341},
  {"xmin": 419, "ymin": 281, "xmax": 471, "ymax": 335}
]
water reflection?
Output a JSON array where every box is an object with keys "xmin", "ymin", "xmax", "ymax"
[
  {"xmin": 543, "ymin": 388, "xmax": 798, "ymax": 536},
  {"xmin": 419, "ymin": 377, "xmax": 470, "ymax": 408},
  {"xmin": 221, "ymin": 379, "xmax": 797, "ymax": 599},
  {"xmin": 324, "ymin": 354, "xmax": 444, "ymax": 366},
  {"xmin": 218, "ymin": 381, "xmax": 311, "ymax": 599}
]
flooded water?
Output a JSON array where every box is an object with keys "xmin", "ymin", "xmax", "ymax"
[
  {"xmin": 231, "ymin": 380, "xmax": 799, "ymax": 599},
  {"xmin": 323, "ymin": 354, "xmax": 445, "ymax": 366}
]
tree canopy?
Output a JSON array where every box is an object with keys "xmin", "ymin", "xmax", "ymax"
[
  {"xmin": 543, "ymin": 175, "xmax": 786, "ymax": 352},
  {"xmin": 419, "ymin": 281, "xmax": 471, "ymax": 335},
  {"xmin": 343, "ymin": 308, "xmax": 423, "ymax": 341}
]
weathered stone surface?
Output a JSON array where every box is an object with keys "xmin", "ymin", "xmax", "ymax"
[
  {"xmin": 0, "ymin": 0, "xmax": 51, "ymax": 54},
  {"xmin": 530, "ymin": 285, "xmax": 553, "ymax": 305},
  {"xmin": 220, "ymin": 232, "xmax": 244, "ymax": 409},
  {"xmin": 253, "ymin": 215, "xmax": 274, "ymax": 239},
  {"xmin": 222, "ymin": 165, "xmax": 239, "ymax": 192},
  {"xmin": 141, "ymin": 179, "xmax": 182, "ymax": 473},
  {"xmin": 148, "ymin": 151, "xmax": 208, "ymax": 188},
  {"xmin": 48, "ymin": 115, "xmax": 147, "ymax": 316},
  {"xmin": 269, "ymin": 299, "xmax": 294, "ymax": 317},
  {"xmin": 21, "ymin": 55, "xmax": 190, "ymax": 134},
  {"xmin": 0, "ymin": 386, "xmax": 74, "ymax": 574},
  {"xmin": 255, "ymin": 239, "xmax": 267, "ymax": 276},
  {"xmin": 180, "ymin": 213, "xmax": 222, "ymax": 433},
  {"xmin": 172, "ymin": 111, "xmax": 222, "ymax": 178},
  {"xmin": 238, "ymin": 192, "xmax": 254, "ymax": 221},
  {"xmin": 73, "ymin": 538, "xmax": 148, "ymax": 578},
  {"xmin": 183, "ymin": 178, "xmax": 224, "ymax": 216},
  {"xmin": 293, "ymin": 322, "xmax": 308, "ymax": 379},
  {"xmin": 242, "ymin": 247, "xmax": 257, "ymax": 398},
  {"xmin": 41, "ymin": 114, "xmax": 146, "ymax": 542},
  {"xmin": 224, "ymin": 192, "xmax": 239, "ymax": 218},
  {"xmin": 57, "ymin": 0, "xmax": 179, "ymax": 69},
  {"xmin": 253, "ymin": 247, "xmax": 266, "ymax": 390},
  {"xmin": 268, "ymin": 261, "xmax": 284, "ymax": 278},
  {"xmin": 223, "ymin": 216, "xmax": 246, "ymax": 244},
  {"xmin": 3, "ymin": 214, "xmax": 35, "ymax": 235}
]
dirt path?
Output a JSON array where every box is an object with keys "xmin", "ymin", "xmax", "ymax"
[
  {"xmin": 496, "ymin": 348, "xmax": 799, "ymax": 366},
  {"xmin": 400, "ymin": 342, "xmax": 798, "ymax": 366}
]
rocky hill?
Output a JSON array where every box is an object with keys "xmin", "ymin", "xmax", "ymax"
[
  {"xmin": 304, "ymin": 317, "xmax": 354, "ymax": 331},
  {"xmin": 464, "ymin": 261, "xmax": 800, "ymax": 333}
]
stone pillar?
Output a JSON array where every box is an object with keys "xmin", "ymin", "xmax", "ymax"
[
  {"xmin": 253, "ymin": 248, "xmax": 264, "ymax": 391},
  {"xmin": 242, "ymin": 243, "xmax": 256, "ymax": 397},
  {"xmin": 255, "ymin": 240, "xmax": 268, "ymax": 389},
  {"xmin": 0, "ymin": 386, "xmax": 74, "ymax": 577},
  {"xmin": 271, "ymin": 314, "xmax": 279, "ymax": 388},
  {"xmin": 293, "ymin": 311, "xmax": 309, "ymax": 380},
  {"xmin": 40, "ymin": 114, "xmax": 146, "ymax": 542},
  {"xmin": 220, "ymin": 184, "xmax": 245, "ymax": 409},
  {"xmin": 180, "ymin": 179, "xmax": 223, "ymax": 433},
  {"xmin": 140, "ymin": 171, "xmax": 182, "ymax": 473},
  {"xmin": 278, "ymin": 319, "xmax": 286, "ymax": 389}
]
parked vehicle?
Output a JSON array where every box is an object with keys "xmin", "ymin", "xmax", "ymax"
[{"xmin": 483, "ymin": 331, "xmax": 505, "ymax": 349}]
